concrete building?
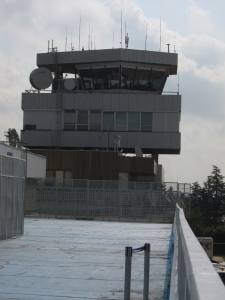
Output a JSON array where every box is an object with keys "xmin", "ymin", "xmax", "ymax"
[
  {"xmin": 21, "ymin": 48, "xmax": 181, "ymax": 182},
  {"xmin": 0, "ymin": 143, "xmax": 46, "ymax": 179}
]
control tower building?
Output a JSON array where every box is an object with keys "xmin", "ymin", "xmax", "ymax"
[{"xmin": 21, "ymin": 48, "xmax": 181, "ymax": 182}]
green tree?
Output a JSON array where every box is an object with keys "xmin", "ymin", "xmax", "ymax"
[
  {"xmin": 203, "ymin": 165, "xmax": 225, "ymax": 227},
  {"xmin": 5, "ymin": 128, "xmax": 20, "ymax": 147},
  {"xmin": 189, "ymin": 166, "xmax": 225, "ymax": 236}
]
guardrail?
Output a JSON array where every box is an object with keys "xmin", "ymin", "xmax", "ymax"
[{"xmin": 169, "ymin": 205, "xmax": 225, "ymax": 300}]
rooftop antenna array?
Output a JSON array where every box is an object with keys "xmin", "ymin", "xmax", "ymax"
[{"xmin": 47, "ymin": 40, "xmax": 57, "ymax": 53}]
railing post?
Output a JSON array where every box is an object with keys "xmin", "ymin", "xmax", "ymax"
[
  {"xmin": 143, "ymin": 243, "xmax": 150, "ymax": 300},
  {"xmin": 124, "ymin": 246, "xmax": 132, "ymax": 300}
]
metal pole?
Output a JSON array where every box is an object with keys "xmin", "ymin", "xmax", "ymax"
[
  {"xmin": 124, "ymin": 246, "xmax": 132, "ymax": 300},
  {"xmin": 143, "ymin": 243, "xmax": 150, "ymax": 300}
]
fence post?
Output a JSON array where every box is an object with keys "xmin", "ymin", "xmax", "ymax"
[
  {"xmin": 124, "ymin": 246, "xmax": 132, "ymax": 300},
  {"xmin": 143, "ymin": 243, "xmax": 150, "ymax": 300}
]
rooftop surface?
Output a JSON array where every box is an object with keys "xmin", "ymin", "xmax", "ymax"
[{"xmin": 0, "ymin": 218, "xmax": 171, "ymax": 300}]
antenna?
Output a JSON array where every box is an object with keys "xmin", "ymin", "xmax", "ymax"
[
  {"xmin": 120, "ymin": 10, "xmax": 123, "ymax": 48},
  {"xmin": 94, "ymin": 35, "xmax": 96, "ymax": 50},
  {"xmin": 124, "ymin": 20, "xmax": 129, "ymax": 49},
  {"xmin": 88, "ymin": 24, "xmax": 91, "ymax": 50},
  {"xmin": 177, "ymin": 73, "xmax": 180, "ymax": 95},
  {"xmin": 70, "ymin": 28, "xmax": 74, "ymax": 51},
  {"xmin": 78, "ymin": 16, "xmax": 81, "ymax": 51},
  {"xmin": 159, "ymin": 17, "xmax": 162, "ymax": 51},
  {"xmin": 47, "ymin": 40, "xmax": 50, "ymax": 52},
  {"xmin": 125, "ymin": 33, "xmax": 129, "ymax": 48},
  {"xmin": 166, "ymin": 43, "xmax": 170, "ymax": 53},
  {"xmin": 145, "ymin": 23, "xmax": 148, "ymax": 51},
  {"xmin": 174, "ymin": 45, "xmax": 176, "ymax": 53},
  {"xmin": 112, "ymin": 31, "xmax": 115, "ymax": 48},
  {"xmin": 91, "ymin": 28, "xmax": 93, "ymax": 50},
  {"xmin": 65, "ymin": 27, "xmax": 68, "ymax": 51}
]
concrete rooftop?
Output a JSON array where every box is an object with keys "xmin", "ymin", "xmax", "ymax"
[{"xmin": 0, "ymin": 218, "xmax": 171, "ymax": 300}]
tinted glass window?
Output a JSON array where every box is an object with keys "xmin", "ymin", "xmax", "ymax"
[
  {"xmin": 77, "ymin": 111, "xmax": 88, "ymax": 131},
  {"xmin": 141, "ymin": 112, "xmax": 152, "ymax": 131},
  {"xmin": 128, "ymin": 112, "xmax": 140, "ymax": 131},
  {"xmin": 103, "ymin": 112, "xmax": 114, "ymax": 131},
  {"xmin": 90, "ymin": 111, "xmax": 101, "ymax": 131},
  {"xmin": 115, "ymin": 112, "xmax": 127, "ymax": 131}
]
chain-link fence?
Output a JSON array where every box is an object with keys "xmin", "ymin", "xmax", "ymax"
[
  {"xmin": 0, "ymin": 154, "xmax": 26, "ymax": 240},
  {"xmin": 25, "ymin": 178, "xmax": 190, "ymax": 223}
]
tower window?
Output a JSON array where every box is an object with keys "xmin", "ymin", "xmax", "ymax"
[
  {"xmin": 115, "ymin": 112, "xmax": 127, "ymax": 131},
  {"xmin": 77, "ymin": 111, "xmax": 88, "ymax": 131},
  {"xmin": 90, "ymin": 111, "xmax": 101, "ymax": 131},
  {"xmin": 128, "ymin": 112, "xmax": 140, "ymax": 131},
  {"xmin": 103, "ymin": 112, "xmax": 114, "ymax": 131},
  {"xmin": 141, "ymin": 112, "xmax": 152, "ymax": 131}
]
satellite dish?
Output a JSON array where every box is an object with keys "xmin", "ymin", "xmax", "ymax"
[
  {"xmin": 30, "ymin": 67, "xmax": 53, "ymax": 90},
  {"xmin": 64, "ymin": 78, "xmax": 76, "ymax": 90}
]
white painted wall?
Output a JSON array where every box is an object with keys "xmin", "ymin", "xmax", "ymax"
[
  {"xmin": 0, "ymin": 143, "xmax": 25, "ymax": 159},
  {"xmin": 26, "ymin": 152, "xmax": 46, "ymax": 178}
]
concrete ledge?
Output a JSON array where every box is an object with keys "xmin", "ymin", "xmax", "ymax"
[{"xmin": 170, "ymin": 205, "xmax": 225, "ymax": 300}]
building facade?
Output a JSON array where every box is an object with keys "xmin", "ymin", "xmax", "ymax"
[{"xmin": 21, "ymin": 48, "xmax": 181, "ymax": 182}]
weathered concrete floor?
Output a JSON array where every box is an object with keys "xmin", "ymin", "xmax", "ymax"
[{"xmin": 0, "ymin": 218, "xmax": 171, "ymax": 300}]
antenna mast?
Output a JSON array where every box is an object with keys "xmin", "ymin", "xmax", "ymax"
[
  {"xmin": 145, "ymin": 24, "xmax": 148, "ymax": 51},
  {"xmin": 65, "ymin": 27, "xmax": 68, "ymax": 51},
  {"xmin": 120, "ymin": 10, "xmax": 123, "ymax": 48},
  {"xmin": 112, "ymin": 31, "xmax": 115, "ymax": 48},
  {"xmin": 78, "ymin": 16, "xmax": 81, "ymax": 51},
  {"xmin": 159, "ymin": 17, "xmax": 162, "ymax": 51}
]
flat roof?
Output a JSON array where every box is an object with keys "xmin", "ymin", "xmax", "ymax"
[{"xmin": 0, "ymin": 218, "xmax": 171, "ymax": 299}]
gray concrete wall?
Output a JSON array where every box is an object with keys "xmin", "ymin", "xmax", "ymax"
[
  {"xmin": 37, "ymin": 48, "xmax": 178, "ymax": 74},
  {"xmin": 0, "ymin": 154, "xmax": 25, "ymax": 240},
  {"xmin": 22, "ymin": 92, "xmax": 181, "ymax": 153}
]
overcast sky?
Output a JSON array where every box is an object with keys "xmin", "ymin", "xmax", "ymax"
[{"xmin": 0, "ymin": 0, "xmax": 225, "ymax": 184}]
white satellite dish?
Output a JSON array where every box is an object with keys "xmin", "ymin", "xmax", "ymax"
[
  {"xmin": 64, "ymin": 78, "xmax": 76, "ymax": 90},
  {"xmin": 30, "ymin": 67, "xmax": 53, "ymax": 90}
]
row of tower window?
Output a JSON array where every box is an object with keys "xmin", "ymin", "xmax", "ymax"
[{"xmin": 64, "ymin": 110, "xmax": 152, "ymax": 132}]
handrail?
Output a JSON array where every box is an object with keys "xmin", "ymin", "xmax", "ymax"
[{"xmin": 169, "ymin": 205, "xmax": 225, "ymax": 300}]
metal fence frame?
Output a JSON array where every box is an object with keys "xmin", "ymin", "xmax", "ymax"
[
  {"xmin": 0, "ymin": 154, "xmax": 26, "ymax": 240},
  {"xmin": 25, "ymin": 179, "xmax": 190, "ymax": 223}
]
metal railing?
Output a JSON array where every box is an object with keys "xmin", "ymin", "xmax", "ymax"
[
  {"xmin": 169, "ymin": 205, "xmax": 225, "ymax": 300},
  {"xmin": 124, "ymin": 243, "xmax": 150, "ymax": 300},
  {"xmin": 0, "ymin": 154, "xmax": 26, "ymax": 240},
  {"xmin": 25, "ymin": 179, "xmax": 190, "ymax": 223}
]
